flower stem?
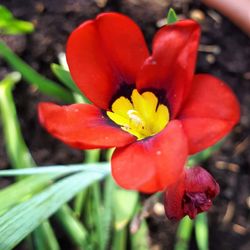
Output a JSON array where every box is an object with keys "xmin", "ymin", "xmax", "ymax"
[{"xmin": 174, "ymin": 216, "xmax": 194, "ymax": 250}]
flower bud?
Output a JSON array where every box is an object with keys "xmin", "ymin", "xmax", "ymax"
[{"xmin": 164, "ymin": 166, "xmax": 220, "ymax": 220}]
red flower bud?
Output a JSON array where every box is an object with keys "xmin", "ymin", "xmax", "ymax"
[{"xmin": 164, "ymin": 166, "xmax": 219, "ymax": 220}]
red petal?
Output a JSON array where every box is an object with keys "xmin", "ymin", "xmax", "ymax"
[
  {"xmin": 185, "ymin": 167, "xmax": 220, "ymax": 196},
  {"xmin": 38, "ymin": 102, "xmax": 136, "ymax": 149},
  {"xmin": 164, "ymin": 174, "xmax": 186, "ymax": 220},
  {"xmin": 137, "ymin": 20, "xmax": 200, "ymax": 117},
  {"xmin": 111, "ymin": 120, "xmax": 188, "ymax": 193},
  {"xmin": 178, "ymin": 74, "xmax": 240, "ymax": 154},
  {"xmin": 67, "ymin": 13, "xmax": 149, "ymax": 109}
]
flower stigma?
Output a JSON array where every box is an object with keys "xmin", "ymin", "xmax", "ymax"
[{"xmin": 107, "ymin": 89, "xmax": 170, "ymax": 140}]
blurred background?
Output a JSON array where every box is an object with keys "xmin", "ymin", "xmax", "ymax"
[{"xmin": 0, "ymin": 0, "xmax": 249, "ymax": 250}]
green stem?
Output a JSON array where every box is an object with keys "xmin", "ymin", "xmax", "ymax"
[
  {"xmin": 0, "ymin": 41, "xmax": 73, "ymax": 103},
  {"xmin": 74, "ymin": 149, "xmax": 100, "ymax": 217},
  {"xmin": 33, "ymin": 221, "xmax": 60, "ymax": 250},
  {"xmin": 195, "ymin": 213, "xmax": 209, "ymax": 250},
  {"xmin": 112, "ymin": 228, "xmax": 127, "ymax": 250},
  {"xmin": 174, "ymin": 216, "xmax": 194, "ymax": 250},
  {"xmin": 54, "ymin": 205, "xmax": 87, "ymax": 249}
]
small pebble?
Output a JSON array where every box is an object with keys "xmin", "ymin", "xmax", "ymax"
[
  {"xmin": 95, "ymin": 0, "xmax": 108, "ymax": 8},
  {"xmin": 206, "ymin": 54, "xmax": 216, "ymax": 64},
  {"xmin": 153, "ymin": 202, "xmax": 165, "ymax": 216},
  {"xmin": 232, "ymin": 224, "xmax": 247, "ymax": 235},
  {"xmin": 190, "ymin": 9, "xmax": 205, "ymax": 23},
  {"xmin": 246, "ymin": 196, "xmax": 250, "ymax": 208},
  {"xmin": 35, "ymin": 2, "xmax": 45, "ymax": 13}
]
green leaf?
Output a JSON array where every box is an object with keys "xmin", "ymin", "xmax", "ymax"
[
  {"xmin": 0, "ymin": 174, "xmax": 62, "ymax": 215},
  {"xmin": 51, "ymin": 63, "xmax": 82, "ymax": 95},
  {"xmin": 54, "ymin": 205, "xmax": 87, "ymax": 248},
  {"xmin": 32, "ymin": 221, "xmax": 60, "ymax": 250},
  {"xmin": 0, "ymin": 42, "xmax": 74, "ymax": 102},
  {"xmin": 0, "ymin": 163, "xmax": 110, "ymax": 176},
  {"xmin": 0, "ymin": 170, "xmax": 109, "ymax": 250},
  {"xmin": 195, "ymin": 213, "xmax": 209, "ymax": 250},
  {"xmin": 167, "ymin": 8, "xmax": 178, "ymax": 24},
  {"xmin": 0, "ymin": 5, "xmax": 34, "ymax": 35},
  {"xmin": 113, "ymin": 188, "xmax": 139, "ymax": 230}
]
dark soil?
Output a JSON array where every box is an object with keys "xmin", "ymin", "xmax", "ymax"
[{"xmin": 0, "ymin": 0, "xmax": 249, "ymax": 250}]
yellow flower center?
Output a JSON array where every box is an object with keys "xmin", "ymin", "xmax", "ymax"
[{"xmin": 107, "ymin": 89, "xmax": 170, "ymax": 140}]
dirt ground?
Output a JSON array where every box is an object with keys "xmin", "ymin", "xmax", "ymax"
[{"xmin": 0, "ymin": 0, "xmax": 249, "ymax": 249}]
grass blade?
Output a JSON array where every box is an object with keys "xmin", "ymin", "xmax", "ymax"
[
  {"xmin": 54, "ymin": 205, "xmax": 87, "ymax": 249},
  {"xmin": 51, "ymin": 63, "xmax": 81, "ymax": 95},
  {"xmin": 0, "ymin": 163, "xmax": 110, "ymax": 176},
  {"xmin": 0, "ymin": 42, "xmax": 73, "ymax": 102},
  {"xmin": 33, "ymin": 221, "xmax": 60, "ymax": 250},
  {"xmin": 0, "ymin": 174, "xmax": 62, "ymax": 215}
]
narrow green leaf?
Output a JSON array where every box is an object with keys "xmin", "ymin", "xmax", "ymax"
[
  {"xmin": 0, "ymin": 42, "xmax": 73, "ymax": 102},
  {"xmin": 195, "ymin": 213, "xmax": 209, "ymax": 250},
  {"xmin": 167, "ymin": 8, "xmax": 178, "ymax": 24},
  {"xmin": 51, "ymin": 63, "xmax": 82, "ymax": 95},
  {"xmin": 54, "ymin": 205, "xmax": 87, "ymax": 248},
  {"xmin": 113, "ymin": 188, "xmax": 139, "ymax": 230},
  {"xmin": 0, "ymin": 163, "xmax": 110, "ymax": 176},
  {"xmin": 0, "ymin": 170, "xmax": 109, "ymax": 250},
  {"xmin": 33, "ymin": 221, "xmax": 60, "ymax": 250},
  {"xmin": 174, "ymin": 216, "xmax": 194, "ymax": 250},
  {"xmin": 0, "ymin": 174, "xmax": 62, "ymax": 215}
]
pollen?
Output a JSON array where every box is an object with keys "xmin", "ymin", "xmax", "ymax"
[{"xmin": 107, "ymin": 89, "xmax": 170, "ymax": 140}]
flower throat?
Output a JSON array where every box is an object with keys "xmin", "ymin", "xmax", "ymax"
[{"xmin": 107, "ymin": 89, "xmax": 169, "ymax": 140}]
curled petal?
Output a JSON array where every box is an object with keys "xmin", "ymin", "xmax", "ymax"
[
  {"xmin": 178, "ymin": 74, "xmax": 240, "ymax": 154},
  {"xmin": 137, "ymin": 20, "xmax": 200, "ymax": 117},
  {"xmin": 111, "ymin": 120, "xmax": 188, "ymax": 193},
  {"xmin": 164, "ymin": 166, "xmax": 220, "ymax": 220},
  {"xmin": 38, "ymin": 103, "xmax": 136, "ymax": 149},
  {"xmin": 67, "ymin": 12, "xmax": 149, "ymax": 109}
]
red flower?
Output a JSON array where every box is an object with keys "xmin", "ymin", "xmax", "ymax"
[
  {"xmin": 164, "ymin": 166, "xmax": 220, "ymax": 220},
  {"xmin": 38, "ymin": 13, "xmax": 240, "ymax": 193}
]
